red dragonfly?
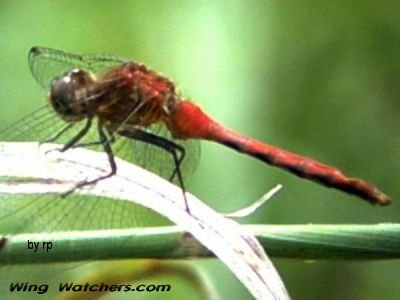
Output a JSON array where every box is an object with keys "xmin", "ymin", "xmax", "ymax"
[{"xmin": 2, "ymin": 46, "xmax": 391, "ymax": 208}]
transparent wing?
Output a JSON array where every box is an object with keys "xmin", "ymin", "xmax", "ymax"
[
  {"xmin": 113, "ymin": 124, "xmax": 201, "ymax": 182},
  {"xmin": 0, "ymin": 107, "xmax": 164, "ymax": 235},
  {"xmin": 1, "ymin": 47, "xmax": 200, "ymax": 236},
  {"xmin": 28, "ymin": 46, "xmax": 129, "ymax": 89},
  {"xmin": 0, "ymin": 48, "xmax": 201, "ymax": 292},
  {"xmin": 0, "ymin": 106, "xmax": 200, "ymax": 181},
  {"xmin": 24, "ymin": 47, "xmax": 201, "ymax": 180},
  {"xmin": 0, "ymin": 105, "xmax": 66, "ymax": 142},
  {"xmin": 0, "ymin": 108, "xmax": 199, "ymax": 235}
]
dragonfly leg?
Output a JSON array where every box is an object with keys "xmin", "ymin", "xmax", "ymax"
[
  {"xmin": 60, "ymin": 117, "xmax": 93, "ymax": 151},
  {"xmin": 72, "ymin": 134, "xmax": 116, "ymax": 148},
  {"xmin": 40, "ymin": 123, "xmax": 75, "ymax": 144},
  {"xmin": 118, "ymin": 128, "xmax": 189, "ymax": 212},
  {"xmin": 167, "ymin": 145, "xmax": 186, "ymax": 183},
  {"xmin": 62, "ymin": 122, "xmax": 117, "ymax": 196},
  {"xmin": 43, "ymin": 118, "xmax": 92, "ymax": 156}
]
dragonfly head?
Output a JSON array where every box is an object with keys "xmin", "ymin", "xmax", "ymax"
[{"xmin": 49, "ymin": 69, "xmax": 95, "ymax": 122}]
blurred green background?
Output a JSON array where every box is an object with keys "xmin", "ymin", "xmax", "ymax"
[{"xmin": 1, "ymin": 1, "xmax": 400, "ymax": 299}]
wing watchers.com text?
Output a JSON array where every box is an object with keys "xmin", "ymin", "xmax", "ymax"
[{"xmin": 10, "ymin": 281, "xmax": 171, "ymax": 295}]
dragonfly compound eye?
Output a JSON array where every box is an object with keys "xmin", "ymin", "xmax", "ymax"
[{"xmin": 49, "ymin": 69, "xmax": 94, "ymax": 122}]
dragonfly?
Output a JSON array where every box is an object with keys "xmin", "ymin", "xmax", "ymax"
[{"xmin": 1, "ymin": 46, "xmax": 391, "ymax": 212}]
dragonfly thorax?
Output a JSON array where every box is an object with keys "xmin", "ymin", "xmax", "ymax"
[{"xmin": 49, "ymin": 69, "xmax": 95, "ymax": 122}]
